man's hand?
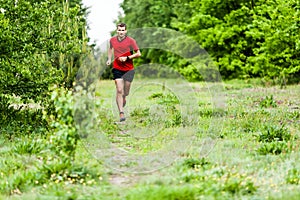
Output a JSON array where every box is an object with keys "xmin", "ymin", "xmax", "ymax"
[
  {"xmin": 119, "ymin": 56, "xmax": 128, "ymax": 62},
  {"xmin": 106, "ymin": 59, "xmax": 111, "ymax": 65}
]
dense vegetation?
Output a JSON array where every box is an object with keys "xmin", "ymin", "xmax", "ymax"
[
  {"xmin": 0, "ymin": 0, "xmax": 88, "ymax": 131},
  {"xmin": 119, "ymin": 0, "xmax": 300, "ymax": 82},
  {"xmin": 0, "ymin": 0, "xmax": 89, "ymax": 195}
]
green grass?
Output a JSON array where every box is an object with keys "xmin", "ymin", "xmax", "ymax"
[{"xmin": 1, "ymin": 78, "xmax": 300, "ymax": 199}]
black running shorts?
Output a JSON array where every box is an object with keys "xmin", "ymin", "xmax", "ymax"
[{"xmin": 112, "ymin": 68, "xmax": 135, "ymax": 82}]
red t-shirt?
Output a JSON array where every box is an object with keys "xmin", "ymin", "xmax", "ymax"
[{"xmin": 110, "ymin": 36, "xmax": 139, "ymax": 71}]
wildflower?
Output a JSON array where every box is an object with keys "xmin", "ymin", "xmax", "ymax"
[{"xmin": 0, "ymin": 8, "xmax": 5, "ymax": 14}]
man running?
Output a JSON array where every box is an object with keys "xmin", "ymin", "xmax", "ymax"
[{"xmin": 106, "ymin": 23, "xmax": 141, "ymax": 122}]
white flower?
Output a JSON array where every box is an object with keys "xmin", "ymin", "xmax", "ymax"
[{"xmin": 0, "ymin": 8, "xmax": 5, "ymax": 14}]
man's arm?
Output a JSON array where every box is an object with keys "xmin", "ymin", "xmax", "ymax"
[
  {"xmin": 106, "ymin": 47, "xmax": 113, "ymax": 65},
  {"xmin": 119, "ymin": 49, "xmax": 141, "ymax": 62},
  {"xmin": 128, "ymin": 49, "xmax": 141, "ymax": 60}
]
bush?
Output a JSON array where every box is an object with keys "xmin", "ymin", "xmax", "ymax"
[{"xmin": 43, "ymin": 86, "xmax": 78, "ymax": 162}]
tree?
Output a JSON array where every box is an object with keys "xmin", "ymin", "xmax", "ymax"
[
  {"xmin": 0, "ymin": 0, "xmax": 87, "ymax": 104},
  {"xmin": 0, "ymin": 0, "xmax": 89, "ymax": 135},
  {"xmin": 246, "ymin": 0, "xmax": 300, "ymax": 80},
  {"xmin": 117, "ymin": 0, "xmax": 300, "ymax": 81},
  {"xmin": 117, "ymin": 0, "xmax": 203, "ymax": 80}
]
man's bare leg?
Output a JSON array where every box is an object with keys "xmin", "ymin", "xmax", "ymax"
[
  {"xmin": 123, "ymin": 80, "xmax": 132, "ymax": 107},
  {"xmin": 115, "ymin": 79, "xmax": 125, "ymax": 120}
]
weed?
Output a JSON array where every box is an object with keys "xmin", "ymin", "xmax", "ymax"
[
  {"xmin": 13, "ymin": 138, "xmax": 45, "ymax": 155},
  {"xmin": 257, "ymin": 124, "xmax": 292, "ymax": 143},
  {"xmin": 199, "ymin": 106, "xmax": 227, "ymax": 118},
  {"xmin": 222, "ymin": 175, "xmax": 257, "ymax": 195},
  {"xmin": 0, "ymin": 171, "xmax": 33, "ymax": 195},
  {"xmin": 286, "ymin": 168, "xmax": 300, "ymax": 185},
  {"xmin": 259, "ymin": 95, "xmax": 277, "ymax": 108},
  {"xmin": 182, "ymin": 157, "xmax": 210, "ymax": 169},
  {"xmin": 148, "ymin": 92, "xmax": 179, "ymax": 105},
  {"xmin": 178, "ymin": 165, "xmax": 257, "ymax": 196},
  {"xmin": 97, "ymin": 110, "xmax": 119, "ymax": 135},
  {"xmin": 148, "ymin": 92, "xmax": 164, "ymax": 99},
  {"xmin": 130, "ymin": 107, "xmax": 150, "ymax": 118},
  {"xmin": 164, "ymin": 105, "xmax": 182, "ymax": 128},
  {"xmin": 285, "ymin": 110, "xmax": 300, "ymax": 120},
  {"xmin": 257, "ymin": 141, "xmax": 291, "ymax": 155}
]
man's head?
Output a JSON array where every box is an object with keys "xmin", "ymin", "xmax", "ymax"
[
  {"xmin": 117, "ymin": 23, "xmax": 127, "ymax": 38},
  {"xmin": 117, "ymin": 23, "xmax": 127, "ymax": 30}
]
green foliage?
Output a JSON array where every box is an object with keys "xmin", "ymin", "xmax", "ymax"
[
  {"xmin": 223, "ymin": 177, "xmax": 257, "ymax": 195},
  {"xmin": 148, "ymin": 92, "xmax": 179, "ymax": 105},
  {"xmin": 0, "ymin": 2, "xmax": 89, "ymax": 191},
  {"xmin": 128, "ymin": 91, "xmax": 183, "ymax": 128},
  {"xmin": 178, "ymin": 165, "xmax": 257, "ymax": 196},
  {"xmin": 125, "ymin": 185, "xmax": 197, "ymax": 200},
  {"xmin": 0, "ymin": 94, "xmax": 47, "ymax": 140},
  {"xmin": 0, "ymin": 0, "xmax": 87, "ymax": 99},
  {"xmin": 259, "ymin": 95, "xmax": 278, "ymax": 108},
  {"xmin": 0, "ymin": 0, "xmax": 89, "ymax": 141},
  {"xmin": 285, "ymin": 110, "xmax": 300, "ymax": 120},
  {"xmin": 97, "ymin": 109, "xmax": 119, "ymax": 136},
  {"xmin": 0, "ymin": 10, "xmax": 89, "ymax": 195},
  {"xmin": 256, "ymin": 124, "xmax": 294, "ymax": 155},
  {"xmin": 44, "ymin": 86, "xmax": 78, "ymax": 162},
  {"xmin": 13, "ymin": 138, "xmax": 45, "ymax": 155},
  {"xmin": 130, "ymin": 107, "xmax": 150, "ymax": 119},
  {"xmin": 256, "ymin": 122, "xmax": 294, "ymax": 155},
  {"xmin": 41, "ymin": 162, "xmax": 98, "ymax": 185},
  {"xmin": 257, "ymin": 124, "xmax": 291, "ymax": 142},
  {"xmin": 148, "ymin": 92, "xmax": 182, "ymax": 127},
  {"xmin": 0, "ymin": 87, "xmax": 94, "ymax": 196},
  {"xmin": 118, "ymin": 0, "xmax": 203, "ymax": 81},
  {"xmin": 0, "ymin": 160, "xmax": 98, "ymax": 195},
  {"xmin": 118, "ymin": 0, "xmax": 300, "ymax": 81},
  {"xmin": 257, "ymin": 141, "xmax": 291, "ymax": 155},
  {"xmin": 286, "ymin": 168, "xmax": 300, "ymax": 185},
  {"xmin": 182, "ymin": 157, "xmax": 210, "ymax": 169},
  {"xmin": 199, "ymin": 106, "xmax": 227, "ymax": 118},
  {"xmin": 0, "ymin": 170, "xmax": 44, "ymax": 195},
  {"xmin": 120, "ymin": 0, "xmax": 176, "ymax": 29},
  {"xmin": 246, "ymin": 0, "xmax": 300, "ymax": 79}
]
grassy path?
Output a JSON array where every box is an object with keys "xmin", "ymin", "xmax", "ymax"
[{"xmin": 1, "ymin": 79, "xmax": 300, "ymax": 199}]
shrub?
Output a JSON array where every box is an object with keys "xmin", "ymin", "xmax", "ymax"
[{"xmin": 44, "ymin": 87, "xmax": 79, "ymax": 162}]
